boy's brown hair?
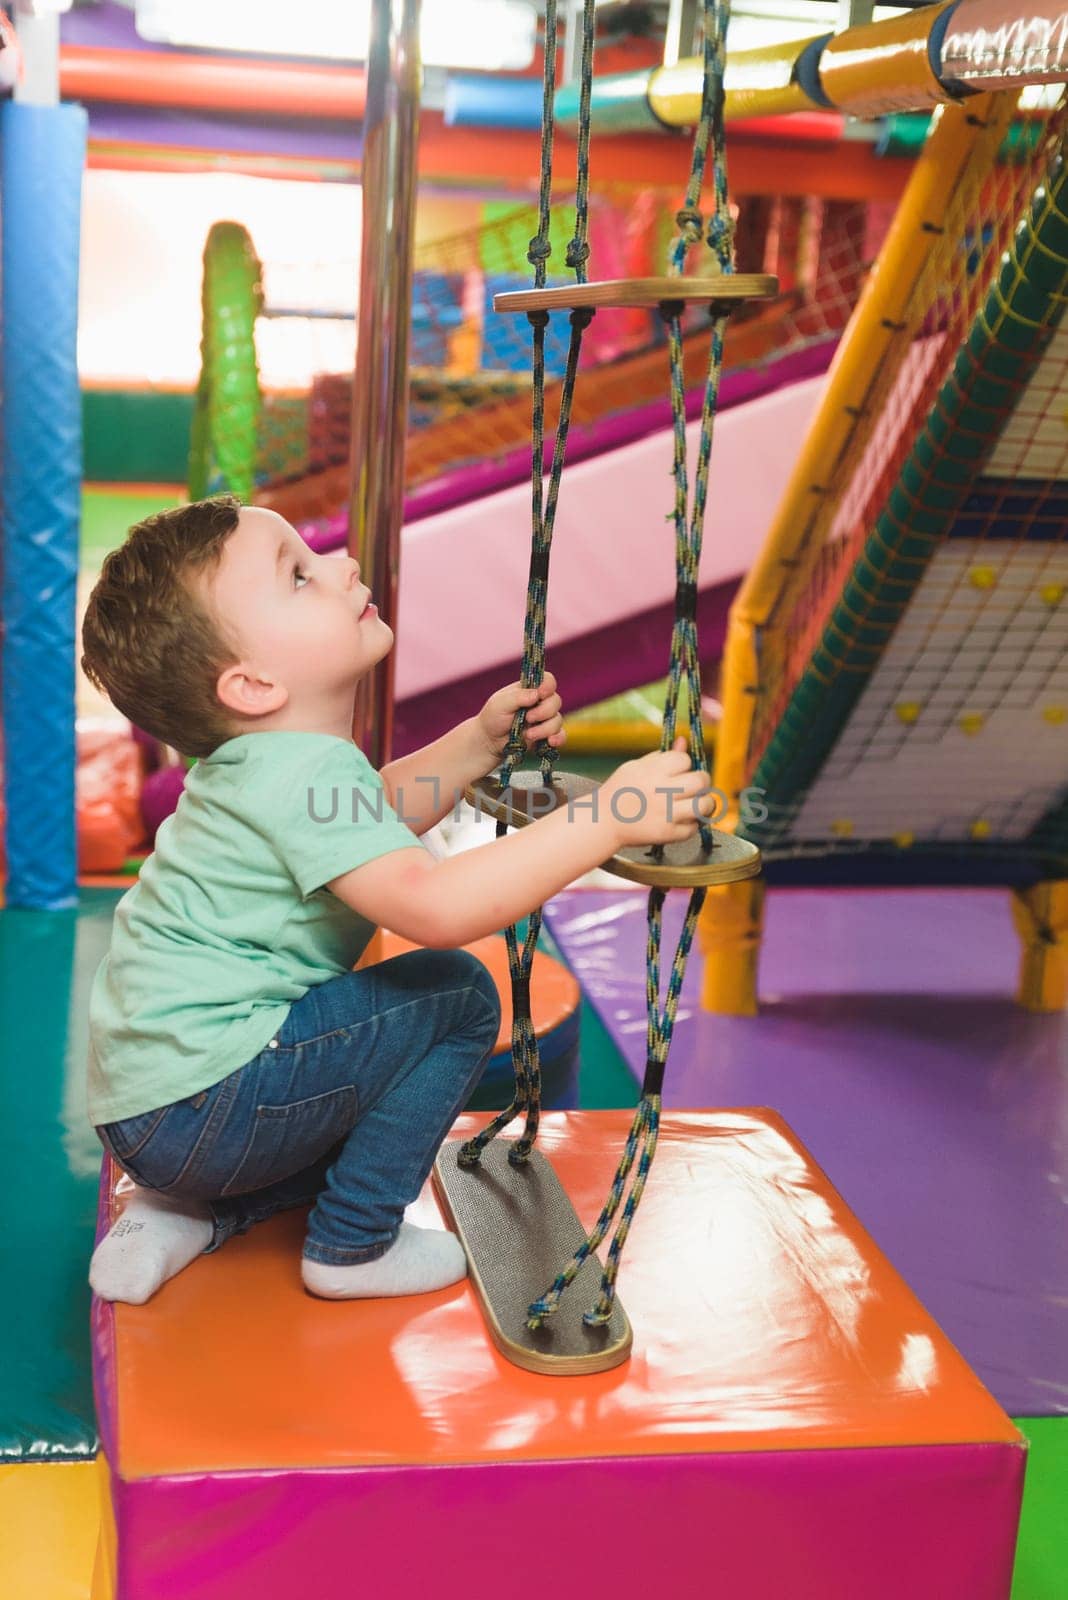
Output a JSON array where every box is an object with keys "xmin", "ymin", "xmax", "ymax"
[{"xmin": 81, "ymin": 495, "xmax": 244, "ymax": 759}]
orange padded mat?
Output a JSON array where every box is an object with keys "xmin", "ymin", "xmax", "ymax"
[
  {"xmin": 372, "ymin": 929, "xmax": 580, "ymax": 1051},
  {"xmin": 101, "ymin": 1110, "xmax": 1017, "ymax": 1480}
]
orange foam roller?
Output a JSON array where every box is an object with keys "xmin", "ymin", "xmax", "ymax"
[
  {"xmin": 372, "ymin": 929, "xmax": 579, "ymax": 1054},
  {"xmin": 819, "ymin": 2, "xmax": 956, "ymax": 117}
]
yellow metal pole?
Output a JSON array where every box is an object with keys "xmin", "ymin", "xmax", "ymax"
[
  {"xmin": 567, "ymin": 4, "xmax": 1063, "ymax": 130},
  {"xmin": 1012, "ymin": 883, "xmax": 1068, "ymax": 1011},
  {"xmin": 629, "ymin": 1, "xmax": 1034, "ymax": 127},
  {"xmin": 650, "ymin": 37, "xmax": 826, "ymax": 124},
  {"xmin": 698, "ymin": 878, "xmax": 765, "ymax": 1016}
]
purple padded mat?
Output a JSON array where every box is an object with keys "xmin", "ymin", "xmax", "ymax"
[{"xmin": 544, "ymin": 886, "xmax": 1068, "ymax": 1417}]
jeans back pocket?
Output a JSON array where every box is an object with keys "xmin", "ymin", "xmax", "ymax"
[
  {"xmin": 220, "ymin": 1085, "xmax": 359, "ymax": 1197},
  {"xmin": 98, "ymin": 1105, "xmax": 170, "ymax": 1166}
]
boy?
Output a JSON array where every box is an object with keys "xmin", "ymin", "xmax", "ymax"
[{"xmin": 82, "ymin": 496, "xmax": 712, "ymax": 1305}]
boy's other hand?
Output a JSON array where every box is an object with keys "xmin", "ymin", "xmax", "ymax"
[
  {"xmin": 477, "ymin": 672, "xmax": 565, "ymax": 760},
  {"xmin": 600, "ymin": 736, "xmax": 714, "ymax": 851}
]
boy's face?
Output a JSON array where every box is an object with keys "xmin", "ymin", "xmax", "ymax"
[{"xmin": 202, "ymin": 507, "xmax": 393, "ymax": 725}]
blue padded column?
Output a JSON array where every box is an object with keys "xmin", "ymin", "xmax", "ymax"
[{"xmin": 1, "ymin": 102, "xmax": 87, "ymax": 909}]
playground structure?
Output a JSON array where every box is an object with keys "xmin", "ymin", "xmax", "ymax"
[
  {"xmin": 90, "ymin": 4, "xmax": 1064, "ymax": 1595},
  {"xmin": 563, "ymin": 0, "xmax": 1068, "ymax": 129},
  {"xmin": 702, "ymin": 90, "xmax": 1068, "ymax": 1015}
]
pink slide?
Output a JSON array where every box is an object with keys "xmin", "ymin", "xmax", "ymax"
[{"xmin": 364, "ymin": 367, "xmax": 828, "ymax": 753}]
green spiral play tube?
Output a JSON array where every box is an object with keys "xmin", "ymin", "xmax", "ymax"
[{"xmin": 188, "ymin": 221, "xmax": 265, "ymax": 503}]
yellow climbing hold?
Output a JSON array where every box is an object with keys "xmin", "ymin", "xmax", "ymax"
[
  {"xmin": 958, "ymin": 712, "xmax": 985, "ymax": 735},
  {"xmin": 969, "ymin": 565, "xmax": 998, "ymax": 590},
  {"xmin": 831, "ymin": 819, "xmax": 854, "ymax": 838},
  {"xmin": 970, "ymin": 819, "xmax": 992, "ymax": 840},
  {"xmin": 1039, "ymin": 582, "xmax": 1065, "ymax": 607},
  {"xmin": 894, "ymin": 831, "xmax": 915, "ymax": 849},
  {"xmin": 895, "ymin": 701, "xmax": 921, "ymax": 725},
  {"xmin": 1043, "ymin": 705, "xmax": 1067, "ymax": 725}
]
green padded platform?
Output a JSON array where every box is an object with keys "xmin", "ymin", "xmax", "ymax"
[{"xmin": 0, "ymin": 891, "xmax": 118, "ymax": 1458}]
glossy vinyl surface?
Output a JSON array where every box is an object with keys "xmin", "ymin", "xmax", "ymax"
[
  {"xmin": 104, "ymin": 1442, "xmax": 1024, "ymax": 1600},
  {"xmin": 96, "ymin": 1109, "xmax": 1018, "ymax": 1481},
  {"xmin": 544, "ymin": 885, "xmax": 1068, "ymax": 1417},
  {"xmin": 0, "ymin": 1461, "xmax": 106, "ymax": 1596},
  {"xmin": 819, "ymin": 6, "xmax": 949, "ymax": 116},
  {"xmin": 2, "ymin": 884, "xmax": 1059, "ymax": 1595},
  {"xmin": 0, "ymin": 893, "xmax": 114, "ymax": 1459}
]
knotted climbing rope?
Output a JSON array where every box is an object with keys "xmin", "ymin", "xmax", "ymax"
[
  {"xmin": 459, "ymin": 0, "xmax": 598, "ymax": 1176},
  {"xmin": 526, "ymin": 0, "xmax": 740, "ymax": 1332},
  {"xmin": 459, "ymin": 0, "xmax": 741, "ymax": 1335}
]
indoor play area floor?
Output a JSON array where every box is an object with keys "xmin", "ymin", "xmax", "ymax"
[{"xmin": 1, "ymin": 881, "xmax": 1065, "ymax": 1596}]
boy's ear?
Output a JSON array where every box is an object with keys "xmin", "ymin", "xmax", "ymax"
[{"xmin": 215, "ymin": 662, "xmax": 288, "ymax": 718}]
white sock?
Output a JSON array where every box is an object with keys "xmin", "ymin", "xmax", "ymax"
[
  {"xmin": 302, "ymin": 1221, "xmax": 467, "ymax": 1300},
  {"xmin": 89, "ymin": 1187, "xmax": 213, "ymax": 1305}
]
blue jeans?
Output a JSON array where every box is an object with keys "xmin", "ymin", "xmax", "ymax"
[{"xmin": 96, "ymin": 948, "xmax": 500, "ymax": 1265}]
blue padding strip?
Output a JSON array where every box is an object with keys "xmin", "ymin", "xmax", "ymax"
[
  {"xmin": 1, "ymin": 104, "xmax": 87, "ymax": 909},
  {"xmin": 928, "ymin": 0, "xmax": 964, "ymax": 90},
  {"xmin": 793, "ymin": 34, "xmax": 835, "ymax": 110},
  {"xmin": 445, "ymin": 75, "xmax": 544, "ymax": 130},
  {"xmin": 951, "ymin": 481, "xmax": 1068, "ymax": 539}
]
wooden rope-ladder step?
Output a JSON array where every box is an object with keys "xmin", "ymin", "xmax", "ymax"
[
  {"xmin": 494, "ymin": 274, "xmax": 778, "ymax": 315},
  {"xmin": 467, "ymin": 772, "xmax": 762, "ymax": 888},
  {"xmin": 433, "ymin": 1137, "xmax": 632, "ymax": 1376}
]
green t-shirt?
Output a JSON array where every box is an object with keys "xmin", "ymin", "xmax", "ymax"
[{"xmin": 87, "ymin": 731, "xmax": 428, "ymax": 1125}]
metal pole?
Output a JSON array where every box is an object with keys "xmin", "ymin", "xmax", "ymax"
[
  {"xmin": 13, "ymin": 5, "xmax": 60, "ymax": 107},
  {"xmin": 836, "ymin": 0, "xmax": 875, "ymax": 34},
  {"xmin": 348, "ymin": 0, "xmax": 421, "ymax": 768},
  {"xmin": 561, "ymin": 0, "xmax": 580, "ymax": 87},
  {"xmin": 663, "ymin": 0, "xmax": 699, "ymax": 68}
]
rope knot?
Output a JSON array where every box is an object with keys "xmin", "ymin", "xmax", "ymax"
[
  {"xmin": 706, "ymin": 211, "xmax": 735, "ymax": 268},
  {"xmin": 526, "ymin": 309, "xmax": 550, "ymax": 331},
  {"xmin": 565, "ymin": 237, "xmax": 590, "ymax": 270},
  {"xmin": 675, "ymin": 206, "xmax": 703, "ymax": 243},
  {"xmin": 527, "ymin": 234, "xmax": 552, "ymax": 266}
]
